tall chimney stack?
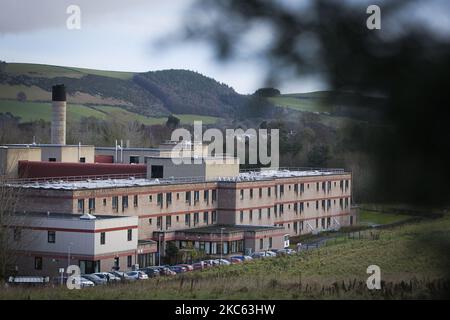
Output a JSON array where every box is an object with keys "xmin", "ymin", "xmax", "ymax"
[{"xmin": 51, "ymin": 84, "xmax": 66, "ymax": 145}]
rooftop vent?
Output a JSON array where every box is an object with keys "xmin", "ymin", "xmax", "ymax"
[{"xmin": 80, "ymin": 213, "xmax": 96, "ymax": 220}]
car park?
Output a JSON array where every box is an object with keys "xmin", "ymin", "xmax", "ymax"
[
  {"xmin": 192, "ymin": 261, "xmax": 207, "ymax": 270},
  {"xmin": 126, "ymin": 271, "xmax": 149, "ymax": 280}
]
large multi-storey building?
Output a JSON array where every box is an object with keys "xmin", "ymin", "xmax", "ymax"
[{"xmin": 1, "ymin": 84, "xmax": 356, "ymax": 277}]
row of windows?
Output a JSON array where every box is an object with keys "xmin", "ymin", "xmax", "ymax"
[
  {"xmin": 77, "ymin": 189, "xmax": 218, "ymax": 213},
  {"xmin": 237, "ymin": 197, "xmax": 351, "ymax": 222},
  {"xmin": 150, "ymin": 211, "xmax": 218, "ymax": 230},
  {"xmin": 15, "ymin": 229, "xmax": 134, "ymax": 245},
  {"xmin": 239, "ymin": 180, "xmax": 350, "ymax": 200},
  {"xmin": 178, "ymin": 239, "xmax": 244, "ymax": 255}
]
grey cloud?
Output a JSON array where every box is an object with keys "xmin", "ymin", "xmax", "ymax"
[{"xmin": 0, "ymin": 0, "xmax": 152, "ymax": 34}]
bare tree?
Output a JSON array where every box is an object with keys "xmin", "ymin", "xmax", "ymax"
[{"xmin": 0, "ymin": 175, "xmax": 23, "ymax": 279}]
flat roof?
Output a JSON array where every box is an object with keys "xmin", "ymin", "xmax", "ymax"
[
  {"xmin": 174, "ymin": 224, "xmax": 284, "ymax": 234},
  {"xmin": 95, "ymin": 147, "xmax": 159, "ymax": 151},
  {"xmin": 13, "ymin": 211, "xmax": 128, "ymax": 220},
  {"xmin": 7, "ymin": 168, "xmax": 349, "ymax": 190},
  {"xmin": 2, "ymin": 144, "xmax": 94, "ymax": 148}
]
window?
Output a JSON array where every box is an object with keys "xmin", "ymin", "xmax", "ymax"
[
  {"xmin": 194, "ymin": 212, "xmax": 199, "ymax": 226},
  {"xmin": 77, "ymin": 199, "xmax": 85, "ymax": 213},
  {"xmin": 88, "ymin": 198, "xmax": 95, "ymax": 213},
  {"xmin": 166, "ymin": 216, "xmax": 172, "ymax": 229},
  {"xmin": 204, "ymin": 190, "xmax": 209, "ymax": 203},
  {"xmin": 157, "ymin": 216, "xmax": 162, "ymax": 229},
  {"xmin": 259, "ymin": 188, "xmax": 262, "ymax": 198},
  {"xmin": 250, "ymin": 189, "xmax": 253, "ymax": 199},
  {"xmin": 280, "ymin": 185, "xmax": 284, "ymax": 196},
  {"xmin": 249, "ymin": 210, "xmax": 253, "ymax": 221},
  {"xmin": 203, "ymin": 212, "xmax": 209, "ymax": 224},
  {"xmin": 194, "ymin": 191, "xmax": 200, "ymax": 203},
  {"xmin": 112, "ymin": 196, "xmax": 118, "ymax": 212},
  {"xmin": 240, "ymin": 189, "xmax": 244, "ymax": 200},
  {"xmin": 13, "ymin": 228, "xmax": 21, "ymax": 241},
  {"xmin": 300, "ymin": 183, "xmax": 305, "ymax": 194},
  {"xmin": 48, "ymin": 231, "xmax": 55, "ymax": 243},
  {"xmin": 316, "ymin": 182, "xmax": 320, "ymax": 191},
  {"xmin": 127, "ymin": 229, "xmax": 132, "ymax": 241},
  {"xmin": 151, "ymin": 165, "xmax": 163, "ymax": 178},
  {"xmin": 133, "ymin": 195, "xmax": 138, "ymax": 207},
  {"xmin": 48, "ymin": 158, "xmax": 56, "ymax": 162},
  {"xmin": 269, "ymin": 237, "xmax": 272, "ymax": 248},
  {"xmin": 316, "ymin": 201, "xmax": 319, "ymax": 210},
  {"xmin": 166, "ymin": 193, "xmax": 172, "ymax": 207},
  {"xmin": 185, "ymin": 191, "xmax": 191, "ymax": 205},
  {"xmin": 149, "ymin": 195, "xmax": 153, "ymax": 202},
  {"xmin": 100, "ymin": 232, "xmax": 106, "ymax": 245},
  {"xmin": 267, "ymin": 207, "xmax": 271, "ymax": 219},
  {"xmin": 240, "ymin": 211, "xmax": 244, "ymax": 223},
  {"xmin": 122, "ymin": 196, "xmax": 128, "ymax": 211},
  {"xmin": 34, "ymin": 257, "xmax": 42, "ymax": 270},
  {"xmin": 259, "ymin": 239, "xmax": 263, "ymax": 250},
  {"xmin": 268, "ymin": 187, "xmax": 271, "ymax": 197},
  {"xmin": 149, "ymin": 218, "xmax": 152, "ymax": 225},
  {"xmin": 185, "ymin": 214, "xmax": 191, "ymax": 227},
  {"xmin": 79, "ymin": 157, "xmax": 86, "ymax": 163},
  {"xmin": 212, "ymin": 190, "xmax": 217, "ymax": 202},
  {"xmin": 212, "ymin": 211, "xmax": 217, "ymax": 223},
  {"xmin": 103, "ymin": 198, "xmax": 107, "ymax": 206},
  {"xmin": 294, "ymin": 184, "xmax": 298, "ymax": 194},
  {"xmin": 177, "ymin": 193, "xmax": 180, "ymax": 200},
  {"xmin": 258, "ymin": 209, "xmax": 262, "ymax": 220},
  {"xmin": 129, "ymin": 156, "xmax": 139, "ymax": 164},
  {"xmin": 127, "ymin": 255, "xmax": 133, "ymax": 268},
  {"xmin": 157, "ymin": 193, "xmax": 163, "ymax": 208}
]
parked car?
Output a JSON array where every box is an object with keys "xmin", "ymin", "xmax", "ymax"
[
  {"xmin": 168, "ymin": 266, "xmax": 185, "ymax": 274},
  {"xmin": 230, "ymin": 257, "xmax": 243, "ymax": 264},
  {"xmin": 111, "ymin": 271, "xmax": 136, "ymax": 281},
  {"xmin": 217, "ymin": 259, "xmax": 231, "ymax": 266},
  {"xmin": 82, "ymin": 274, "xmax": 107, "ymax": 285},
  {"xmin": 201, "ymin": 260, "xmax": 213, "ymax": 268},
  {"xmin": 192, "ymin": 262, "xmax": 206, "ymax": 270},
  {"xmin": 265, "ymin": 250, "xmax": 277, "ymax": 257},
  {"xmin": 140, "ymin": 267, "xmax": 160, "ymax": 278},
  {"xmin": 126, "ymin": 271, "xmax": 149, "ymax": 280},
  {"xmin": 176, "ymin": 264, "xmax": 194, "ymax": 272},
  {"xmin": 94, "ymin": 272, "xmax": 121, "ymax": 283},
  {"xmin": 79, "ymin": 276, "xmax": 95, "ymax": 288},
  {"xmin": 251, "ymin": 252, "xmax": 271, "ymax": 259},
  {"xmin": 276, "ymin": 248, "xmax": 296, "ymax": 256},
  {"xmin": 156, "ymin": 267, "xmax": 177, "ymax": 276}
]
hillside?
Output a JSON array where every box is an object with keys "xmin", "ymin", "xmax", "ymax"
[
  {"xmin": 268, "ymin": 91, "xmax": 386, "ymax": 122},
  {"xmin": 0, "ymin": 62, "xmax": 254, "ymax": 123}
]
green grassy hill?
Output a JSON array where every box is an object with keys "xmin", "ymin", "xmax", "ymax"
[
  {"xmin": 0, "ymin": 100, "xmax": 220, "ymax": 125},
  {"xmin": 0, "ymin": 62, "xmax": 250, "ymax": 121}
]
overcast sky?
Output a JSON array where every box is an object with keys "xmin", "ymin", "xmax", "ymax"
[{"xmin": 0, "ymin": 0, "xmax": 449, "ymax": 94}]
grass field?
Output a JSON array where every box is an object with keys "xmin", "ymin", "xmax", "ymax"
[
  {"xmin": 2, "ymin": 213, "xmax": 449, "ymax": 300},
  {"xmin": 358, "ymin": 210, "xmax": 412, "ymax": 226},
  {"xmin": 0, "ymin": 100, "xmax": 221, "ymax": 125},
  {"xmin": 4, "ymin": 63, "xmax": 136, "ymax": 80},
  {"xmin": 268, "ymin": 92, "xmax": 333, "ymax": 113}
]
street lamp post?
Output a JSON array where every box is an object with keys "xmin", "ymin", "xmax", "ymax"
[
  {"xmin": 220, "ymin": 228, "xmax": 225, "ymax": 265},
  {"xmin": 67, "ymin": 242, "xmax": 73, "ymax": 268},
  {"xmin": 158, "ymin": 233, "xmax": 162, "ymax": 266}
]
